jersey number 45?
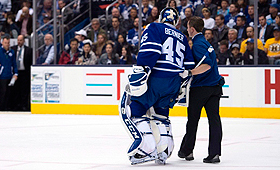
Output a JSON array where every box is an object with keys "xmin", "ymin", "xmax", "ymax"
[{"xmin": 162, "ymin": 37, "xmax": 185, "ymax": 67}]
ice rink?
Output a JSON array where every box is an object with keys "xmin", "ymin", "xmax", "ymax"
[{"xmin": 0, "ymin": 113, "xmax": 280, "ymax": 170}]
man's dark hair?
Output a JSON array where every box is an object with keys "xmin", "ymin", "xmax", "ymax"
[
  {"xmin": 70, "ymin": 38, "xmax": 79, "ymax": 44},
  {"xmin": 204, "ymin": 29, "xmax": 213, "ymax": 34},
  {"xmin": 188, "ymin": 16, "xmax": 204, "ymax": 32},
  {"xmin": 216, "ymin": 14, "xmax": 225, "ymax": 21},
  {"xmin": 112, "ymin": 16, "xmax": 120, "ymax": 22},
  {"xmin": 258, "ymin": 14, "xmax": 266, "ymax": 19},
  {"xmin": 246, "ymin": 26, "xmax": 254, "ymax": 32},
  {"xmin": 237, "ymin": 15, "xmax": 246, "ymax": 22},
  {"xmin": 220, "ymin": 39, "xmax": 228, "ymax": 48},
  {"xmin": 221, "ymin": 0, "xmax": 229, "ymax": 4},
  {"xmin": 2, "ymin": 35, "xmax": 11, "ymax": 40}
]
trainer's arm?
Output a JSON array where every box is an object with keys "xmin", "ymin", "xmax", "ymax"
[{"xmin": 190, "ymin": 64, "xmax": 211, "ymax": 75}]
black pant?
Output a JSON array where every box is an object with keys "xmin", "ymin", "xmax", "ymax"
[
  {"xmin": 0, "ymin": 79, "xmax": 11, "ymax": 111},
  {"xmin": 179, "ymin": 86, "xmax": 223, "ymax": 156},
  {"xmin": 10, "ymin": 71, "xmax": 30, "ymax": 111}
]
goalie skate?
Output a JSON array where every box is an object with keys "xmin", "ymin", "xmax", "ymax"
[{"xmin": 130, "ymin": 150, "xmax": 157, "ymax": 165}]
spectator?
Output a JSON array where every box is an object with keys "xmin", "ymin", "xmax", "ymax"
[
  {"xmin": 107, "ymin": 7, "xmax": 124, "ymax": 30},
  {"xmin": 233, "ymin": 15, "xmax": 247, "ymax": 41},
  {"xmin": 57, "ymin": 0, "xmax": 73, "ymax": 23},
  {"xmin": 217, "ymin": 40, "xmax": 231, "ymax": 65},
  {"xmin": 246, "ymin": 5, "xmax": 254, "ymax": 26},
  {"xmin": 213, "ymin": 14, "xmax": 229, "ymax": 43},
  {"xmin": 230, "ymin": 43, "xmax": 244, "ymax": 65},
  {"xmin": 188, "ymin": 0, "xmax": 203, "ymax": 8},
  {"xmin": 228, "ymin": 28, "xmax": 240, "ymax": 49},
  {"xmin": 36, "ymin": 34, "xmax": 54, "ymax": 65},
  {"xmin": 98, "ymin": 42, "xmax": 120, "ymax": 65},
  {"xmin": 237, "ymin": 0, "xmax": 248, "ymax": 17},
  {"xmin": 64, "ymin": 29, "xmax": 86, "ymax": 51},
  {"xmin": 17, "ymin": 6, "xmax": 33, "ymax": 37},
  {"xmin": 258, "ymin": 0, "xmax": 270, "ymax": 17},
  {"xmin": 115, "ymin": 33, "xmax": 129, "ymax": 57},
  {"xmin": 240, "ymin": 26, "xmax": 264, "ymax": 54},
  {"xmin": 59, "ymin": 38, "xmax": 82, "ymax": 65},
  {"xmin": 15, "ymin": 0, "xmax": 33, "ymax": 22},
  {"xmin": 204, "ymin": 29, "xmax": 218, "ymax": 52},
  {"xmin": 154, "ymin": 0, "xmax": 168, "ymax": 12},
  {"xmin": 141, "ymin": 0, "xmax": 153, "ymax": 23},
  {"xmin": 74, "ymin": 29, "xmax": 87, "ymax": 47},
  {"xmin": 266, "ymin": 4, "xmax": 280, "ymax": 25},
  {"xmin": 127, "ymin": 18, "xmax": 142, "ymax": 54},
  {"xmin": 217, "ymin": 0, "xmax": 229, "ymax": 17},
  {"xmin": 268, "ymin": 0, "xmax": 280, "ymax": 4},
  {"xmin": 119, "ymin": 0, "xmax": 138, "ymax": 20},
  {"xmin": 0, "ymin": 0, "xmax": 11, "ymax": 31},
  {"xmin": 0, "ymin": 35, "xmax": 18, "ymax": 111},
  {"xmin": 108, "ymin": 17, "xmax": 127, "ymax": 43},
  {"xmin": 123, "ymin": 7, "xmax": 138, "ymax": 31},
  {"xmin": 225, "ymin": 4, "xmax": 242, "ymax": 28},
  {"xmin": 194, "ymin": 0, "xmax": 217, "ymax": 19},
  {"xmin": 39, "ymin": 15, "xmax": 53, "ymax": 35},
  {"xmin": 276, "ymin": 14, "xmax": 280, "ymax": 28},
  {"xmin": 38, "ymin": 0, "xmax": 53, "ymax": 26},
  {"xmin": 145, "ymin": 6, "xmax": 159, "ymax": 25},
  {"xmin": 1, "ymin": 15, "xmax": 20, "ymax": 38},
  {"xmin": 258, "ymin": 14, "xmax": 274, "ymax": 45},
  {"xmin": 87, "ymin": 18, "xmax": 106, "ymax": 44},
  {"xmin": 243, "ymin": 38, "xmax": 269, "ymax": 65},
  {"xmin": 187, "ymin": 37, "xmax": 193, "ymax": 49},
  {"xmin": 167, "ymin": 0, "xmax": 179, "ymax": 12},
  {"xmin": 177, "ymin": 0, "xmax": 193, "ymax": 20},
  {"xmin": 119, "ymin": 44, "xmax": 136, "ymax": 64},
  {"xmin": 264, "ymin": 27, "xmax": 280, "ymax": 64},
  {"xmin": 76, "ymin": 39, "xmax": 97, "ymax": 65},
  {"xmin": 11, "ymin": 35, "xmax": 32, "ymax": 111},
  {"xmin": 92, "ymin": 33, "xmax": 107, "ymax": 58},
  {"xmin": 180, "ymin": 7, "xmax": 193, "ymax": 35},
  {"xmin": 202, "ymin": 8, "xmax": 215, "ymax": 29}
]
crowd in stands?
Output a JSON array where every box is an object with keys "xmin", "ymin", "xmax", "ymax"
[
  {"xmin": 1, "ymin": 0, "xmax": 280, "ymax": 111},
  {"xmin": 35, "ymin": 0, "xmax": 280, "ymax": 66},
  {"xmin": 1, "ymin": 0, "xmax": 280, "ymax": 66}
]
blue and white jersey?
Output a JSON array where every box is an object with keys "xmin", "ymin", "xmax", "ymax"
[
  {"xmin": 137, "ymin": 22, "xmax": 195, "ymax": 78},
  {"xmin": 0, "ymin": 0, "xmax": 12, "ymax": 21}
]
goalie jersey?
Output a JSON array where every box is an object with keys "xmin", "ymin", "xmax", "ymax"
[{"xmin": 137, "ymin": 22, "xmax": 195, "ymax": 78}]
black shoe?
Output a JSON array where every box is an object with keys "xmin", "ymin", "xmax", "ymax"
[
  {"xmin": 178, "ymin": 151, "xmax": 194, "ymax": 161},
  {"xmin": 203, "ymin": 155, "xmax": 220, "ymax": 163}
]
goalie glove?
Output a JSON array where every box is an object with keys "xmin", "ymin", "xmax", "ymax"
[{"xmin": 128, "ymin": 65, "xmax": 151, "ymax": 96}]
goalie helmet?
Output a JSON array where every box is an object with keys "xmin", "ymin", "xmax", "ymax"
[{"xmin": 159, "ymin": 7, "xmax": 179, "ymax": 26}]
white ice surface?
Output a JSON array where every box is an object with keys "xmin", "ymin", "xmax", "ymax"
[{"xmin": 0, "ymin": 113, "xmax": 280, "ymax": 170}]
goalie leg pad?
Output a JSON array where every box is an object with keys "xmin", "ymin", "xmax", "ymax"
[
  {"xmin": 150, "ymin": 115, "xmax": 174, "ymax": 161},
  {"xmin": 131, "ymin": 117, "xmax": 157, "ymax": 156},
  {"xmin": 119, "ymin": 91, "xmax": 157, "ymax": 164}
]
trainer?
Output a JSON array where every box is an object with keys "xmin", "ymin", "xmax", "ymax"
[{"xmin": 178, "ymin": 16, "xmax": 224, "ymax": 163}]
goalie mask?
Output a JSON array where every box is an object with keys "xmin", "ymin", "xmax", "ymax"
[{"xmin": 159, "ymin": 7, "xmax": 179, "ymax": 26}]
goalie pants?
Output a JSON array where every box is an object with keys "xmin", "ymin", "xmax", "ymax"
[
  {"xmin": 179, "ymin": 85, "xmax": 223, "ymax": 156},
  {"xmin": 130, "ymin": 75, "xmax": 182, "ymax": 118}
]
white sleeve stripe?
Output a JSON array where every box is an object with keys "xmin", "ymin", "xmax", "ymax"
[
  {"xmin": 184, "ymin": 62, "xmax": 195, "ymax": 65},
  {"xmin": 153, "ymin": 67, "xmax": 183, "ymax": 72},
  {"xmin": 141, "ymin": 42, "xmax": 162, "ymax": 48},
  {"xmin": 139, "ymin": 49, "xmax": 161, "ymax": 54},
  {"xmin": 156, "ymin": 60, "xmax": 182, "ymax": 69}
]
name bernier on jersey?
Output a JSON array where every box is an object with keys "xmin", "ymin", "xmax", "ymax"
[{"xmin": 164, "ymin": 28, "xmax": 184, "ymax": 41}]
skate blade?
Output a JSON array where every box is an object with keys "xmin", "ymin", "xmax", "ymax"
[{"xmin": 131, "ymin": 157, "xmax": 157, "ymax": 165}]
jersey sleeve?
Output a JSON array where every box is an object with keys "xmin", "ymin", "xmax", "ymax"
[
  {"xmin": 137, "ymin": 23, "xmax": 162, "ymax": 69},
  {"xmin": 192, "ymin": 41, "xmax": 213, "ymax": 67}
]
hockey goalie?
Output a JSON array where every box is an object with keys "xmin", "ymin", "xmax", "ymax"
[{"xmin": 119, "ymin": 7, "xmax": 195, "ymax": 165}]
